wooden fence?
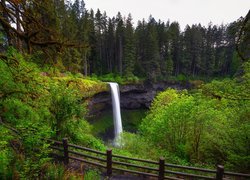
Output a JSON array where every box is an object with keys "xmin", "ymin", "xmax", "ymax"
[{"xmin": 49, "ymin": 138, "xmax": 250, "ymax": 180}]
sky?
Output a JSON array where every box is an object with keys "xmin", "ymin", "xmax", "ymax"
[{"xmin": 84, "ymin": 0, "xmax": 250, "ymax": 30}]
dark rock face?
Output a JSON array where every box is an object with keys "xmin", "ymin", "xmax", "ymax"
[
  {"xmin": 87, "ymin": 91, "xmax": 112, "ymax": 115},
  {"xmin": 88, "ymin": 82, "xmax": 185, "ymax": 115},
  {"xmin": 120, "ymin": 90, "xmax": 156, "ymax": 109}
]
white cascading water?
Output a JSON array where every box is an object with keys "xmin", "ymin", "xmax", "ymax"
[{"xmin": 109, "ymin": 82, "xmax": 123, "ymax": 145}]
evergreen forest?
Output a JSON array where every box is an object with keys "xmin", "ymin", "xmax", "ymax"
[{"xmin": 0, "ymin": 0, "xmax": 249, "ymax": 179}]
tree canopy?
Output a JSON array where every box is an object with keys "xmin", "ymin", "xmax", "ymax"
[{"xmin": 1, "ymin": 1, "xmax": 248, "ymax": 81}]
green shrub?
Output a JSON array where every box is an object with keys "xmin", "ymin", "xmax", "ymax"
[
  {"xmin": 0, "ymin": 127, "xmax": 14, "ymax": 179},
  {"xmin": 176, "ymin": 74, "xmax": 187, "ymax": 82},
  {"xmin": 97, "ymin": 73, "xmax": 141, "ymax": 84},
  {"xmin": 84, "ymin": 169, "xmax": 101, "ymax": 180},
  {"xmin": 0, "ymin": 48, "xmax": 106, "ymax": 178},
  {"xmin": 1, "ymin": 98, "xmax": 53, "ymax": 179},
  {"xmin": 139, "ymin": 87, "xmax": 250, "ymax": 171},
  {"xmin": 42, "ymin": 163, "xmax": 66, "ymax": 179},
  {"xmin": 49, "ymin": 83, "xmax": 86, "ymax": 135}
]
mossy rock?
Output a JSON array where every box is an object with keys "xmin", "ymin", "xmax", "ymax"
[{"xmin": 51, "ymin": 76, "xmax": 109, "ymax": 98}]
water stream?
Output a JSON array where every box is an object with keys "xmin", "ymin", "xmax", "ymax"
[{"xmin": 109, "ymin": 82, "xmax": 123, "ymax": 145}]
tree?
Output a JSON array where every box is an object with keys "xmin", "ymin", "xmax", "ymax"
[
  {"xmin": 105, "ymin": 17, "xmax": 116, "ymax": 73},
  {"xmin": 135, "ymin": 19, "xmax": 147, "ymax": 77},
  {"xmin": 91, "ymin": 9, "xmax": 103, "ymax": 74},
  {"xmin": 156, "ymin": 20, "xmax": 169, "ymax": 77},
  {"xmin": 168, "ymin": 22, "xmax": 181, "ymax": 76},
  {"xmin": 203, "ymin": 23, "xmax": 215, "ymax": 77},
  {"xmin": 123, "ymin": 14, "xmax": 136, "ymax": 77},
  {"xmin": 144, "ymin": 16, "xmax": 161, "ymax": 81},
  {"xmin": 236, "ymin": 10, "xmax": 250, "ymax": 62},
  {"xmin": 0, "ymin": 0, "xmax": 244, "ymax": 78},
  {"xmin": 87, "ymin": 9, "xmax": 97, "ymax": 75},
  {"xmin": 184, "ymin": 24, "xmax": 204, "ymax": 76},
  {"xmin": 115, "ymin": 12, "xmax": 124, "ymax": 76},
  {"xmin": 223, "ymin": 21, "xmax": 241, "ymax": 75},
  {"xmin": 213, "ymin": 25, "xmax": 226, "ymax": 76},
  {"xmin": 165, "ymin": 54, "xmax": 174, "ymax": 76},
  {"xmin": 0, "ymin": 0, "xmax": 86, "ymax": 66}
]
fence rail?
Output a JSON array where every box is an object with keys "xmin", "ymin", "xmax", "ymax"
[{"xmin": 49, "ymin": 138, "xmax": 250, "ymax": 180}]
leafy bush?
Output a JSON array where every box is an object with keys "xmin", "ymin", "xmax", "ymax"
[
  {"xmin": 49, "ymin": 84, "xmax": 86, "ymax": 135},
  {"xmin": 139, "ymin": 87, "xmax": 250, "ymax": 171},
  {"xmin": 97, "ymin": 73, "xmax": 141, "ymax": 84},
  {"xmin": 176, "ymin": 74, "xmax": 187, "ymax": 82},
  {"xmin": 0, "ymin": 127, "xmax": 14, "ymax": 179},
  {"xmin": 48, "ymin": 83, "xmax": 106, "ymax": 150},
  {"xmin": 0, "ymin": 48, "xmax": 107, "ymax": 178},
  {"xmin": 1, "ymin": 97, "xmax": 53, "ymax": 178},
  {"xmin": 42, "ymin": 163, "xmax": 84, "ymax": 179},
  {"xmin": 84, "ymin": 169, "xmax": 101, "ymax": 180},
  {"xmin": 42, "ymin": 163, "xmax": 66, "ymax": 179}
]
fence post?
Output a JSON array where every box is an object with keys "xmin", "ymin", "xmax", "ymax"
[
  {"xmin": 158, "ymin": 157, "xmax": 165, "ymax": 180},
  {"xmin": 62, "ymin": 138, "xmax": 69, "ymax": 165},
  {"xmin": 106, "ymin": 149, "xmax": 112, "ymax": 177},
  {"xmin": 216, "ymin": 165, "xmax": 224, "ymax": 180}
]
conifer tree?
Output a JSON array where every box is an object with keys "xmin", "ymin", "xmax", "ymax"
[
  {"xmin": 106, "ymin": 18, "xmax": 116, "ymax": 73},
  {"xmin": 168, "ymin": 22, "xmax": 181, "ymax": 76},
  {"xmin": 204, "ymin": 23, "xmax": 215, "ymax": 76},
  {"xmin": 144, "ymin": 16, "xmax": 161, "ymax": 81},
  {"xmin": 123, "ymin": 14, "xmax": 136, "ymax": 78},
  {"xmin": 115, "ymin": 12, "xmax": 125, "ymax": 75},
  {"xmin": 135, "ymin": 19, "xmax": 147, "ymax": 77}
]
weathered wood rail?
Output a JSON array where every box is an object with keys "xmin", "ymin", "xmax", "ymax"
[{"xmin": 49, "ymin": 138, "xmax": 250, "ymax": 180}]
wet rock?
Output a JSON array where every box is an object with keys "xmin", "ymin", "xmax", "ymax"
[{"xmin": 88, "ymin": 82, "xmax": 185, "ymax": 115}]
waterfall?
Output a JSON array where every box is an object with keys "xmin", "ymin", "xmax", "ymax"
[{"xmin": 109, "ymin": 82, "xmax": 123, "ymax": 144}]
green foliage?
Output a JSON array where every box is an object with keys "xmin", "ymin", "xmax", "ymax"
[
  {"xmin": 108, "ymin": 61, "xmax": 250, "ymax": 172},
  {"xmin": 139, "ymin": 83, "xmax": 250, "ymax": 171},
  {"xmin": 97, "ymin": 73, "xmax": 141, "ymax": 84},
  {"xmin": 0, "ymin": 127, "xmax": 14, "ymax": 179},
  {"xmin": 91, "ymin": 109, "xmax": 146, "ymax": 139},
  {"xmin": 2, "ymin": 0, "xmax": 244, "ymax": 80},
  {"xmin": 42, "ymin": 163, "xmax": 83, "ymax": 179},
  {"xmin": 124, "ymin": 75, "xmax": 141, "ymax": 84},
  {"xmin": 202, "ymin": 61, "xmax": 250, "ymax": 100},
  {"xmin": 90, "ymin": 110, "xmax": 114, "ymax": 137},
  {"xmin": 119, "ymin": 132, "xmax": 161, "ymax": 160},
  {"xmin": 166, "ymin": 56, "xmax": 174, "ymax": 76},
  {"xmin": 0, "ymin": 48, "xmax": 53, "ymax": 178},
  {"xmin": 115, "ymin": 132, "xmax": 188, "ymax": 167},
  {"xmin": 42, "ymin": 163, "xmax": 66, "ymax": 179},
  {"xmin": 176, "ymin": 74, "xmax": 187, "ymax": 82},
  {"xmin": 49, "ymin": 84, "xmax": 86, "ymax": 135},
  {"xmin": 148, "ymin": 89, "xmax": 180, "ymax": 112},
  {"xmin": 122, "ymin": 109, "xmax": 147, "ymax": 132},
  {"xmin": 84, "ymin": 169, "xmax": 101, "ymax": 180},
  {"xmin": 124, "ymin": 14, "xmax": 136, "ymax": 78},
  {"xmin": 63, "ymin": 48, "xmax": 82, "ymax": 73},
  {"xmin": 0, "ymin": 48, "xmax": 106, "ymax": 178},
  {"xmin": 140, "ymin": 90, "xmax": 195, "ymax": 157},
  {"xmin": 1, "ymin": 98, "xmax": 52, "ymax": 179},
  {"xmin": 52, "ymin": 76, "xmax": 108, "ymax": 98}
]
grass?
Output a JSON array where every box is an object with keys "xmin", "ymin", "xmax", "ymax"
[{"xmin": 84, "ymin": 169, "xmax": 101, "ymax": 180}]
